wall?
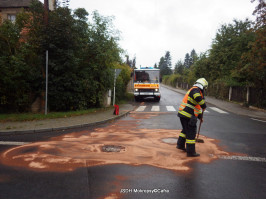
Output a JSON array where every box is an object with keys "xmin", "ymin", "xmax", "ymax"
[{"xmin": 0, "ymin": 8, "xmax": 23, "ymax": 23}]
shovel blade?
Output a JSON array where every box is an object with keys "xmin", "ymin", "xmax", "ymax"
[{"xmin": 196, "ymin": 138, "xmax": 204, "ymax": 143}]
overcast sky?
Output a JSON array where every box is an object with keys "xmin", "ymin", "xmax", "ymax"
[{"xmin": 66, "ymin": 0, "xmax": 256, "ymax": 68}]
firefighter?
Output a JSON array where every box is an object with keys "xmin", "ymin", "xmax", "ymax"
[{"xmin": 176, "ymin": 78, "xmax": 208, "ymax": 157}]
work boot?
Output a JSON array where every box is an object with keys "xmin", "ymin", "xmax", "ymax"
[
  {"xmin": 186, "ymin": 143, "xmax": 199, "ymax": 157},
  {"xmin": 176, "ymin": 145, "xmax": 186, "ymax": 151},
  {"xmin": 187, "ymin": 152, "xmax": 200, "ymax": 157}
]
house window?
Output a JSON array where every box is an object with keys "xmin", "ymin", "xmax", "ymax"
[{"xmin": 7, "ymin": 14, "xmax": 16, "ymax": 22}]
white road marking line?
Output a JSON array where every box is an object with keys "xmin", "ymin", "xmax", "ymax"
[
  {"xmin": 151, "ymin": 106, "xmax": 160, "ymax": 112},
  {"xmin": 136, "ymin": 106, "xmax": 146, "ymax": 112},
  {"xmin": 204, "ymin": 110, "xmax": 209, "ymax": 113},
  {"xmin": 250, "ymin": 118, "xmax": 266, "ymax": 123},
  {"xmin": 209, "ymin": 107, "xmax": 229, "ymax": 114},
  {"xmin": 218, "ymin": 155, "xmax": 266, "ymax": 162},
  {"xmin": 0, "ymin": 141, "xmax": 30, "ymax": 146},
  {"xmin": 166, "ymin": 106, "xmax": 176, "ymax": 112}
]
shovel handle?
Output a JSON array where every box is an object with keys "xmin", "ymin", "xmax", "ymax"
[{"xmin": 196, "ymin": 111, "xmax": 204, "ymax": 140}]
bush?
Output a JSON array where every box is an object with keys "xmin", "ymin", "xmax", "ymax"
[{"xmin": 113, "ymin": 63, "xmax": 131, "ymax": 103}]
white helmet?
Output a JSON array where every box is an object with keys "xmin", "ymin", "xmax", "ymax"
[{"xmin": 195, "ymin": 78, "xmax": 208, "ymax": 89}]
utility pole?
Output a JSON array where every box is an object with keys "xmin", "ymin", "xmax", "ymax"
[
  {"xmin": 44, "ymin": 0, "xmax": 49, "ymax": 25},
  {"xmin": 113, "ymin": 69, "xmax": 122, "ymax": 106},
  {"xmin": 113, "ymin": 69, "xmax": 116, "ymax": 106},
  {"xmin": 44, "ymin": 0, "xmax": 49, "ymax": 115},
  {"xmin": 45, "ymin": 51, "xmax": 48, "ymax": 115}
]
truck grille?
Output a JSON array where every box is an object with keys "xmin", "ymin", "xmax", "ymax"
[{"xmin": 139, "ymin": 89, "xmax": 154, "ymax": 92}]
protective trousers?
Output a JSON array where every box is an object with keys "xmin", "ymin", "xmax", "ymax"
[{"xmin": 177, "ymin": 117, "xmax": 197, "ymax": 154}]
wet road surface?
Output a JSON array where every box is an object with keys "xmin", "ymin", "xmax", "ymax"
[{"xmin": 0, "ymin": 86, "xmax": 265, "ymax": 198}]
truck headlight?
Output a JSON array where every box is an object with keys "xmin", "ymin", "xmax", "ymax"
[
  {"xmin": 155, "ymin": 89, "xmax": 159, "ymax": 92},
  {"xmin": 135, "ymin": 89, "xmax": 138, "ymax": 92}
]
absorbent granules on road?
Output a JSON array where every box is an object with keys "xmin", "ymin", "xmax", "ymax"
[{"xmin": 0, "ymin": 114, "xmax": 233, "ymax": 173}]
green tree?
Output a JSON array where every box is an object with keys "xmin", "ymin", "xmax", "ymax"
[
  {"xmin": 132, "ymin": 56, "xmax": 136, "ymax": 69},
  {"xmin": 174, "ymin": 60, "xmax": 184, "ymax": 74},
  {"xmin": 192, "ymin": 52, "xmax": 211, "ymax": 81},
  {"xmin": 113, "ymin": 63, "xmax": 131, "ymax": 102},
  {"xmin": 125, "ymin": 55, "xmax": 136, "ymax": 69},
  {"xmin": 0, "ymin": 4, "xmax": 43, "ymax": 112},
  {"xmin": 47, "ymin": 7, "xmax": 83, "ymax": 110},
  {"xmin": 159, "ymin": 51, "xmax": 172, "ymax": 77},
  {"xmin": 45, "ymin": 8, "xmax": 123, "ymax": 111},
  {"xmin": 190, "ymin": 49, "xmax": 198, "ymax": 66},
  {"xmin": 0, "ymin": 1, "xmax": 125, "ymax": 113},
  {"xmin": 184, "ymin": 53, "xmax": 192, "ymax": 68},
  {"xmin": 209, "ymin": 19, "xmax": 255, "ymax": 85},
  {"xmin": 85, "ymin": 11, "xmax": 122, "ymax": 108},
  {"xmin": 236, "ymin": 0, "xmax": 265, "ymax": 87}
]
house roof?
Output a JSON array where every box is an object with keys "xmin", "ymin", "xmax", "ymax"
[{"xmin": 0, "ymin": 0, "xmax": 32, "ymax": 8}]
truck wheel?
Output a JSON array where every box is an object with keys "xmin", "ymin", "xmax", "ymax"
[
  {"xmin": 154, "ymin": 97, "xmax": 160, "ymax": 102},
  {"xmin": 135, "ymin": 96, "xmax": 140, "ymax": 102}
]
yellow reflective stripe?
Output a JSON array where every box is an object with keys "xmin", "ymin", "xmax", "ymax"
[
  {"xmin": 186, "ymin": 139, "xmax": 196, "ymax": 144},
  {"xmin": 182, "ymin": 103, "xmax": 195, "ymax": 110},
  {"xmin": 180, "ymin": 133, "xmax": 186, "ymax": 138},
  {"xmin": 178, "ymin": 110, "xmax": 192, "ymax": 118},
  {"xmin": 199, "ymin": 99, "xmax": 205, "ymax": 105},
  {"xmin": 180, "ymin": 103, "xmax": 200, "ymax": 112},
  {"xmin": 179, "ymin": 105, "xmax": 202, "ymax": 116},
  {"xmin": 179, "ymin": 104, "xmax": 186, "ymax": 109},
  {"xmin": 193, "ymin": 93, "xmax": 201, "ymax": 99},
  {"xmin": 188, "ymin": 97, "xmax": 197, "ymax": 105},
  {"xmin": 194, "ymin": 110, "xmax": 200, "ymax": 115},
  {"xmin": 194, "ymin": 108, "xmax": 202, "ymax": 113}
]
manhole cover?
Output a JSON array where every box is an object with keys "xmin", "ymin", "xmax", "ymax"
[
  {"xmin": 102, "ymin": 145, "xmax": 125, "ymax": 152},
  {"xmin": 161, "ymin": 138, "xmax": 178, "ymax": 145}
]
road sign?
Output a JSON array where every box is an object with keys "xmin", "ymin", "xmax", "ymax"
[{"xmin": 115, "ymin": 69, "xmax": 122, "ymax": 78}]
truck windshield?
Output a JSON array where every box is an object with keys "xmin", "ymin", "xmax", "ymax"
[{"xmin": 135, "ymin": 70, "xmax": 159, "ymax": 83}]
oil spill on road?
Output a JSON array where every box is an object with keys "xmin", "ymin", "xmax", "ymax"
[
  {"xmin": 0, "ymin": 174, "xmax": 11, "ymax": 183},
  {"xmin": 0, "ymin": 114, "xmax": 230, "ymax": 172}
]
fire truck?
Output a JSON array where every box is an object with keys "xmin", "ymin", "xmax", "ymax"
[{"xmin": 133, "ymin": 67, "xmax": 161, "ymax": 102}]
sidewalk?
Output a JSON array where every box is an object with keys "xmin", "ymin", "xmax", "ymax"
[
  {"xmin": 162, "ymin": 84, "xmax": 266, "ymax": 121},
  {"xmin": 0, "ymin": 104, "xmax": 134, "ymax": 135}
]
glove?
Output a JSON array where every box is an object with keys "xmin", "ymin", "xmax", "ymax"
[{"xmin": 198, "ymin": 114, "xmax": 203, "ymax": 120}]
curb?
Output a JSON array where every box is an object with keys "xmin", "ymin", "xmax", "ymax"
[{"xmin": 0, "ymin": 110, "xmax": 132, "ymax": 136}]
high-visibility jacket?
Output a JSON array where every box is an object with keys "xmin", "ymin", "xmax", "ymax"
[{"xmin": 178, "ymin": 86, "xmax": 206, "ymax": 119}]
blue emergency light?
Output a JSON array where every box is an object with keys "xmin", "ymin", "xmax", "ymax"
[{"xmin": 140, "ymin": 67, "xmax": 154, "ymax": 69}]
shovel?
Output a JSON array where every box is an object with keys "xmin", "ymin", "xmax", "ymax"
[{"xmin": 196, "ymin": 111, "xmax": 204, "ymax": 143}]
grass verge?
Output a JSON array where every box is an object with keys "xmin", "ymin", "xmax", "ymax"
[
  {"xmin": 0, "ymin": 107, "xmax": 112, "ymax": 122},
  {"xmin": 0, "ymin": 92, "xmax": 134, "ymax": 123}
]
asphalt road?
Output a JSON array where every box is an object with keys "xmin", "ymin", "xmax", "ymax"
[{"xmin": 0, "ymin": 86, "xmax": 265, "ymax": 198}]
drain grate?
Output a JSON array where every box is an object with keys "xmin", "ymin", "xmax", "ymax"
[
  {"xmin": 161, "ymin": 138, "xmax": 178, "ymax": 145},
  {"xmin": 102, "ymin": 145, "xmax": 125, "ymax": 152}
]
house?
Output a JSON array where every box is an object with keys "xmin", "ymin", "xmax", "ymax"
[
  {"xmin": 0, "ymin": 0, "xmax": 32, "ymax": 23},
  {"xmin": 0, "ymin": 0, "xmax": 55, "ymax": 23}
]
